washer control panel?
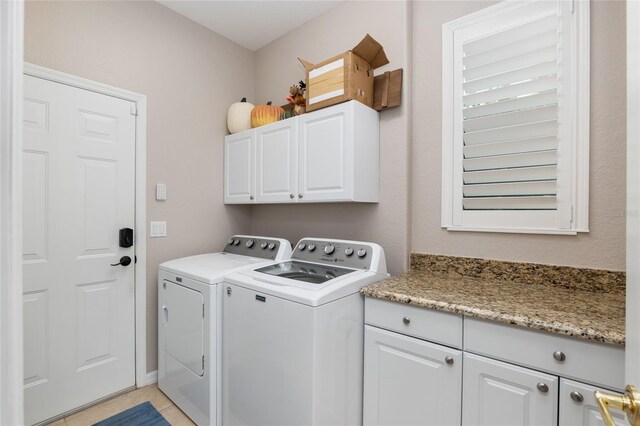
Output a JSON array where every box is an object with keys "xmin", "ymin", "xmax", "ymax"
[
  {"xmin": 223, "ymin": 236, "xmax": 285, "ymax": 260},
  {"xmin": 292, "ymin": 239, "xmax": 374, "ymax": 270}
]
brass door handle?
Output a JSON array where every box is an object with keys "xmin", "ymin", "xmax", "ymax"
[{"xmin": 595, "ymin": 385, "xmax": 640, "ymax": 426}]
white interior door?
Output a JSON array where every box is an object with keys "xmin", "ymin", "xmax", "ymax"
[{"xmin": 22, "ymin": 75, "xmax": 136, "ymax": 425}]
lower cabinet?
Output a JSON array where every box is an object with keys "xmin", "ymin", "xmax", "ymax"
[
  {"xmin": 462, "ymin": 353, "xmax": 558, "ymax": 426},
  {"xmin": 363, "ymin": 325, "xmax": 462, "ymax": 426},
  {"xmin": 559, "ymin": 379, "xmax": 625, "ymax": 426},
  {"xmin": 362, "ymin": 298, "xmax": 625, "ymax": 426}
]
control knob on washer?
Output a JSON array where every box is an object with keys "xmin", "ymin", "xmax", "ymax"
[
  {"xmin": 357, "ymin": 248, "xmax": 367, "ymax": 257},
  {"xmin": 268, "ymin": 243, "xmax": 276, "ymax": 250},
  {"xmin": 345, "ymin": 248, "xmax": 354, "ymax": 256},
  {"xmin": 307, "ymin": 244, "xmax": 316, "ymax": 251},
  {"xmin": 246, "ymin": 240, "xmax": 254, "ymax": 248},
  {"xmin": 324, "ymin": 244, "xmax": 335, "ymax": 255},
  {"xmin": 260, "ymin": 242, "xmax": 268, "ymax": 249}
]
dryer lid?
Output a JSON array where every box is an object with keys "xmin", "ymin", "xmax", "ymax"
[{"xmin": 159, "ymin": 253, "xmax": 269, "ymax": 284}]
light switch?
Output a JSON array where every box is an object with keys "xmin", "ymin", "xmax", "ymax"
[
  {"xmin": 150, "ymin": 221, "xmax": 166, "ymax": 238},
  {"xmin": 156, "ymin": 183, "xmax": 167, "ymax": 201}
]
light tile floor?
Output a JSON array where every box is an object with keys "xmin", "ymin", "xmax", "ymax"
[{"xmin": 44, "ymin": 385, "xmax": 195, "ymax": 426}]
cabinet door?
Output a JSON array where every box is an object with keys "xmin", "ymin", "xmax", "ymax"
[
  {"xmin": 256, "ymin": 119, "xmax": 298, "ymax": 203},
  {"xmin": 363, "ymin": 325, "xmax": 462, "ymax": 426},
  {"xmin": 224, "ymin": 130, "xmax": 255, "ymax": 204},
  {"xmin": 462, "ymin": 353, "xmax": 558, "ymax": 426},
  {"xmin": 298, "ymin": 102, "xmax": 354, "ymax": 202},
  {"xmin": 559, "ymin": 379, "xmax": 626, "ymax": 426}
]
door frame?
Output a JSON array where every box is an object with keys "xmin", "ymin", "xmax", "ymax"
[
  {"xmin": 0, "ymin": 0, "xmax": 24, "ymax": 424},
  {"xmin": 23, "ymin": 63, "xmax": 150, "ymax": 389},
  {"xmin": 627, "ymin": 0, "xmax": 640, "ymax": 387}
]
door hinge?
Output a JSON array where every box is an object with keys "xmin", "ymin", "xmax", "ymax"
[
  {"xmin": 202, "ymin": 355, "xmax": 205, "ymax": 370},
  {"xmin": 202, "ymin": 304, "xmax": 205, "ymax": 318},
  {"xmin": 130, "ymin": 105, "xmax": 138, "ymax": 116}
]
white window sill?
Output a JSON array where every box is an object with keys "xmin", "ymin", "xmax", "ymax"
[{"xmin": 443, "ymin": 226, "xmax": 590, "ymax": 236}]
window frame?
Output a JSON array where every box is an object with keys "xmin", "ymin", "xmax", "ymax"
[{"xmin": 441, "ymin": 0, "xmax": 590, "ymax": 235}]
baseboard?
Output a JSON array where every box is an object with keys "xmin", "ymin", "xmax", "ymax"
[{"xmin": 143, "ymin": 370, "xmax": 158, "ymax": 387}]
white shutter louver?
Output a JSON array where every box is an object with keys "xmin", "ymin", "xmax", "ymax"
[{"xmin": 461, "ymin": 12, "xmax": 560, "ymax": 211}]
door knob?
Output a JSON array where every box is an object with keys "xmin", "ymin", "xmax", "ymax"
[
  {"xmin": 596, "ymin": 385, "xmax": 640, "ymax": 426},
  {"xmin": 110, "ymin": 256, "xmax": 132, "ymax": 266}
]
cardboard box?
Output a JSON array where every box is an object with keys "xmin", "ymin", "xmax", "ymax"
[{"xmin": 299, "ymin": 34, "xmax": 389, "ymax": 112}]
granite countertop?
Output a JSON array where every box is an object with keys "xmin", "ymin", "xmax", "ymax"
[{"xmin": 361, "ymin": 254, "xmax": 625, "ymax": 346}]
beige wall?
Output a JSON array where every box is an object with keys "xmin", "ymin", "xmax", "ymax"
[
  {"xmin": 411, "ymin": 0, "xmax": 627, "ymax": 271},
  {"xmin": 24, "ymin": 0, "xmax": 255, "ymax": 372},
  {"xmin": 251, "ymin": 1, "xmax": 413, "ymax": 275}
]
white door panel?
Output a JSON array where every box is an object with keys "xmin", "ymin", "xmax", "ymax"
[
  {"xmin": 363, "ymin": 325, "xmax": 462, "ymax": 426},
  {"xmin": 559, "ymin": 379, "xmax": 626, "ymax": 426},
  {"xmin": 224, "ymin": 130, "xmax": 255, "ymax": 204},
  {"xmin": 298, "ymin": 104, "xmax": 353, "ymax": 201},
  {"xmin": 23, "ymin": 75, "xmax": 136, "ymax": 425},
  {"xmin": 462, "ymin": 353, "xmax": 558, "ymax": 426},
  {"xmin": 256, "ymin": 120, "xmax": 298, "ymax": 202}
]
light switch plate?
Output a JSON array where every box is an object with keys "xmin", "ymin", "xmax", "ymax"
[
  {"xmin": 156, "ymin": 183, "xmax": 167, "ymax": 201},
  {"xmin": 150, "ymin": 221, "xmax": 167, "ymax": 238}
]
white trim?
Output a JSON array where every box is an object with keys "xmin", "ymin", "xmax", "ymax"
[
  {"xmin": 23, "ymin": 63, "xmax": 149, "ymax": 388},
  {"xmin": 441, "ymin": 0, "xmax": 590, "ymax": 235},
  {"xmin": 0, "ymin": 1, "xmax": 24, "ymax": 424},
  {"xmin": 626, "ymin": 0, "xmax": 640, "ymax": 387},
  {"xmin": 446, "ymin": 226, "xmax": 578, "ymax": 236},
  {"xmin": 144, "ymin": 370, "xmax": 158, "ymax": 387}
]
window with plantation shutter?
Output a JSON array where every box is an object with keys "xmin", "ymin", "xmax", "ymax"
[{"xmin": 441, "ymin": 0, "xmax": 590, "ymax": 235}]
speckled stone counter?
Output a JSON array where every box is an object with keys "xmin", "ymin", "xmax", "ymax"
[{"xmin": 361, "ymin": 254, "xmax": 625, "ymax": 346}]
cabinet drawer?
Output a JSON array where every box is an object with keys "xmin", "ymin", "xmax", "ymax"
[
  {"xmin": 464, "ymin": 317, "xmax": 625, "ymax": 391},
  {"xmin": 365, "ymin": 297, "xmax": 462, "ymax": 348}
]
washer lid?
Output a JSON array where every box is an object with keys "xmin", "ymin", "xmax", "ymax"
[
  {"xmin": 254, "ymin": 261, "xmax": 356, "ymax": 284},
  {"xmin": 159, "ymin": 253, "xmax": 272, "ymax": 284}
]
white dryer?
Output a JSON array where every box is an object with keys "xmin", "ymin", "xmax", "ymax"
[
  {"xmin": 158, "ymin": 235, "xmax": 291, "ymax": 426},
  {"xmin": 222, "ymin": 238, "xmax": 388, "ymax": 426}
]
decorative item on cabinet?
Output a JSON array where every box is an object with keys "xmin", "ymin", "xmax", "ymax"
[
  {"xmin": 285, "ymin": 80, "xmax": 306, "ymax": 116},
  {"xmin": 251, "ymin": 101, "xmax": 285, "ymax": 128},
  {"xmin": 226, "ymin": 97, "xmax": 254, "ymax": 134}
]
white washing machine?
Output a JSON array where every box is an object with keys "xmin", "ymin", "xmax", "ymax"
[
  {"xmin": 157, "ymin": 235, "xmax": 292, "ymax": 426},
  {"xmin": 222, "ymin": 237, "xmax": 388, "ymax": 426}
]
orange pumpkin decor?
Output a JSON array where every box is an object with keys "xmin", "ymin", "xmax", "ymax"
[{"xmin": 251, "ymin": 102, "xmax": 284, "ymax": 128}]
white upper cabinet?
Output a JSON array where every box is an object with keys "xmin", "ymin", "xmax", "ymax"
[
  {"xmin": 255, "ymin": 119, "xmax": 298, "ymax": 203},
  {"xmin": 224, "ymin": 101, "xmax": 379, "ymax": 204},
  {"xmin": 224, "ymin": 130, "xmax": 255, "ymax": 204},
  {"xmin": 462, "ymin": 352, "xmax": 558, "ymax": 426}
]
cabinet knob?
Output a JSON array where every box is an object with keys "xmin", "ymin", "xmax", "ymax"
[
  {"xmin": 553, "ymin": 351, "xmax": 566, "ymax": 362},
  {"xmin": 298, "ymin": 194, "xmax": 303, "ymax": 199},
  {"xmin": 250, "ymin": 195, "xmax": 254, "ymax": 200},
  {"xmin": 445, "ymin": 356, "xmax": 454, "ymax": 365},
  {"xmin": 537, "ymin": 383, "xmax": 549, "ymax": 393},
  {"xmin": 290, "ymin": 194, "xmax": 294, "ymax": 199},
  {"xmin": 402, "ymin": 317, "xmax": 410, "ymax": 325},
  {"xmin": 570, "ymin": 391, "xmax": 584, "ymax": 403}
]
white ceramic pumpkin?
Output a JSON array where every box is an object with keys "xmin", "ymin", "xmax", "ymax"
[{"xmin": 227, "ymin": 98, "xmax": 255, "ymax": 134}]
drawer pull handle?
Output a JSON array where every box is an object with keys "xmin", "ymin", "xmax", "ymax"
[
  {"xmin": 445, "ymin": 356, "xmax": 454, "ymax": 365},
  {"xmin": 570, "ymin": 391, "xmax": 584, "ymax": 403},
  {"xmin": 537, "ymin": 383, "xmax": 549, "ymax": 393},
  {"xmin": 553, "ymin": 351, "xmax": 566, "ymax": 362},
  {"xmin": 402, "ymin": 317, "xmax": 410, "ymax": 325}
]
